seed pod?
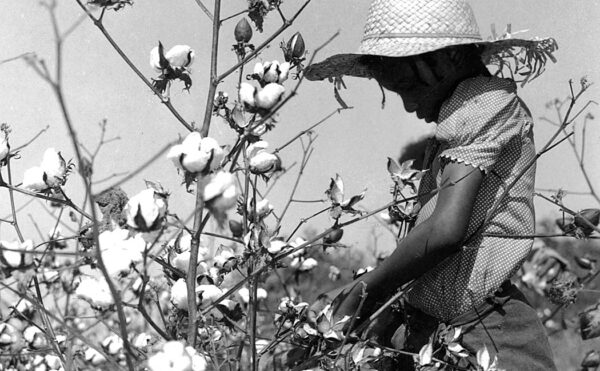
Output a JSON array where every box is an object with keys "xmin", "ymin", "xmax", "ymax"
[
  {"xmin": 234, "ymin": 18, "xmax": 253, "ymax": 43},
  {"xmin": 285, "ymin": 32, "xmax": 305, "ymax": 61},
  {"xmin": 574, "ymin": 208, "xmax": 600, "ymax": 236},
  {"xmin": 323, "ymin": 229, "xmax": 343, "ymax": 244},
  {"xmin": 575, "ymin": 256, "xmax": 596, "ymax": 270}
]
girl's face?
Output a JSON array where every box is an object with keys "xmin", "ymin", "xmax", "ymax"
[{"xmin": 373, "ymin": 50, "xmax": 468, "ymax": 123}]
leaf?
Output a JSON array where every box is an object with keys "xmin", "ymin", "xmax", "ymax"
[
  {"xmin": 326, "ymin": 174, "xmax": 344, "ymax": 204},
  {"xmin": 418, "ymin": 342, "xmax": 433, "ymax": 366},
  {"xmin": 386, "ymin": 157, "xmax": 402, "ymax": 176},
  {"xmin": 476, "ymin": 345, "xmax": 491, "ymax": 371}
]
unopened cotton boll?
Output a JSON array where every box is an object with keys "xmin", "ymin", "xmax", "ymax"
[
  {"xmin": 75, "ymin": 277, "xmax": 114, "ymax": 308},
  {"xmin": 170, "ymin": 278, "xmax": 191, "ymax": 311},
  {"xmin": 125, "ymin": 188, "xmax": 168, "ymax": 231},
  {"xmin": 165, "ymin": 45, "xmax": 195, "ymax": 69},
  {"xmin": 255, "ymin": 83, "xmax": 285, "ymax": 110},
  {"xmin": 0, "ymin": 239, "xmax": 34, "ymax": 268},
  {"xmin": 40, "ymin": 148, "xmax": 67, "ymax": 188},
  {"xmin": 22, "ymin": 166, "xmax": 47, "ymax": 192}
]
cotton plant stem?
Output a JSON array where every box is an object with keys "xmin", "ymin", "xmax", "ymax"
[
  {"xmin": 199, "ymin": 0, "xmax": 222, "ymax": 137},
  {"xmin": 186, "ymin": 0, "xmax": 221, "ymax": 348},
  {"xmin": 74, "ymin": 0, "xmax": 193, "ymax": 132}
]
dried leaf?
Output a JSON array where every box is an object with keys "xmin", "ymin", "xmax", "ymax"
[{"xmin": 580, "ymin": 303, "xmax": 600, "ymax": 340}]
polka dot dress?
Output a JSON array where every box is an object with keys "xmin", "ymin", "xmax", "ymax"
[{"xmin": 404, "ymin": 76, "xmax": 536, "ymax": 322}]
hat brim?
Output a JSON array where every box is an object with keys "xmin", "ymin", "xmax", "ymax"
[{"xmin": 304, "ymin": 38, "xmax": 557, "ymax": 82}]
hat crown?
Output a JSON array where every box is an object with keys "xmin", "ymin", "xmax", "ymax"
[{"xmin": 363, "ymin": 0, "xmax": 481, "ymax": 40}]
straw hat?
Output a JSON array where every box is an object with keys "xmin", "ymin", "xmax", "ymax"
[{"xmin": 304, "ymin": 0, "xmax": 557, "ymax": 85}]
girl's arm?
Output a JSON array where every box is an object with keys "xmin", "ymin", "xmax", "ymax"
[{"xmin": 334, "ymin": 161, "xmax": 484, "ymax": 315}]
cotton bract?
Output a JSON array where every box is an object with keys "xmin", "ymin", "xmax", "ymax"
[
  {"xmin": 125, "ymin": 188, "xmax": 168, "ymax": 231},
  {"xmin": 168, "ymin": 132, "xmax": 224, "ymax": 174}
]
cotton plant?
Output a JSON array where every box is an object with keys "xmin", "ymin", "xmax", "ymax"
[{"xmin": 21, "ymin": 148, "xmax": 73, "ymax": 192}]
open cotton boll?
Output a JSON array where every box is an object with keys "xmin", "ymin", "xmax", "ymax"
[
  {"xmin": 0, "ymin": 239, "xmax": 34, "ymax": 268},
  {"xmin": 239, "ymin": 82, "xmax": 257, "ymax": 108},
  {"xmin": 22, "ymin": 166, "xmax": 47, "ymax": 192},
  {"xmin": 165, "ymin": 45, "xmax": 195, "ymax": 69},
  {"xmin": 125, "ymin": 188, "xmax": 168, "ymax": 231},
  {"xmin": 147, "ymin": 341, "xmax": 208, "ymax": 371},
  {"xmin": 76, "ymin": 277, "xmax": 114, "ymax": 309},
  {"xmin": 170, "ymin": 278, "xmax": 191, "ymax": 311},
  {"xmin": 99, "ymin": 228, "xmax": 146, "ymax": 276},
  {"xmin": 255, "ymin": 83, "xmax": 285, "ymax": 110},
  {"xmin": 196, "ymin": 284, "xmax": 223, "ymax": 308},
  {"xmin": 167, "ymin": 132, "xmax": 224, "ymax": 174},
  {"xmin": 0, "ymin": 130, "xmax": 8, "ymax": 162},
  {"xmin": 203, "ymin": 171, "xmax": 238, "ymax": 212},
  {"xmin": 40, "ymin": 148, "xmax": 67, "ymax": 188}
]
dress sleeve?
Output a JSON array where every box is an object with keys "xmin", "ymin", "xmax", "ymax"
[{"xmin": 438, "ymin": 78, "xmax": 526, "ymax": 173}]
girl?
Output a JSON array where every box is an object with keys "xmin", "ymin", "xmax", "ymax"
[{"xmin": 305, "ymin": 0, "xmax": 558, "ymax": 369}]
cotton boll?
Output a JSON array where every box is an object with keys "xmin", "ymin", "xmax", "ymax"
[
  {"xmin": 75, "ymin": 277, "xmax": 114, "ymax": 309},
  {"xmin": 40, "ymin": 148, "xmax": 67, "ymax": 188},
  {"xmin": 0, "ymin": 239, "xmax": 34, "ymax": 268},
  {"xmin": 165, "ymin": 45, "xmax": 195, "ymax": 69},
  {"xmin": 240, "ymin": 83, "xmax": 257, "ymax": 108},
  {"xmin": 22, "ymin": 166, "xmax": 47, "ymax": 192},
  {"xmin": 170, "ymin": 278, "xmax": 191, "ymax": 311},
  {"xmin": 255, "ymin": 83, "xmax": 285, "ymax": 110},
  {"xmin": 125, "ymin": 188, "xmax": 168, "ymax": 231}
]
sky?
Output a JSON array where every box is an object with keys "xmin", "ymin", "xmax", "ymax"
[{"xmin": 0, "ymin": 0, "xmax": 599, "ymax": 258}]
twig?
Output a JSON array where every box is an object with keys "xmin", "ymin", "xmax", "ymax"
[{"xmin": 193, "ymin": 0, "xmax": 213, "ymax": 21}]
